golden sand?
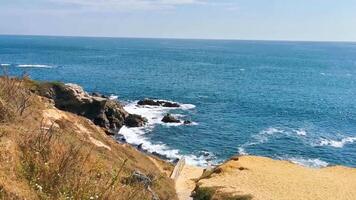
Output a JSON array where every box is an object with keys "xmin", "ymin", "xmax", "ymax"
[
  {"xmin": 197, "ymin": 156, "xmax": 356, "ymax": 200},
  {"xmin": 176, "ymin": 165, "xmax": 204, "ymax": 200}
]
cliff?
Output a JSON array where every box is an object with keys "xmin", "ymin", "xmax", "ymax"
[{"xmin": 0, "ymin": 76, "xmax": 177, "ymax": 200}]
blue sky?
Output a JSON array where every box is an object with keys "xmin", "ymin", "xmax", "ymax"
[{"xmin": 1, "ymin": 0, "xmax": 356, "ymax": 41}]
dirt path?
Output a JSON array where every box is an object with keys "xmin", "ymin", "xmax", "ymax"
[{"xmin": 175, "ymin": 165, "xmax": 204, "ymax": 200}]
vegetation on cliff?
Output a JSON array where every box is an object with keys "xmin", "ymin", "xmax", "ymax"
[{"xmin": 0, "ymin": 74, "xmax": 177, "ymax": 200}]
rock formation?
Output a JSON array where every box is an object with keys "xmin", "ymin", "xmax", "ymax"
[
  {"xmin": 34, "ymin": 82, "xmax": 147, "ymax": 133},
  {"xmin": 138, "ymin": 98, "xmax": 180, "ymax": 108},
  {"xmin": 162, "ymin": 114, "xmax": 180, "ymax": 123}
]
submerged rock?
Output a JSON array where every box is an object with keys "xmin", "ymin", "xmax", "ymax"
[
  {"xmin": 138, "ymin": 98, "xmax": 180, "ymax": 108},
  {"xmin": 161, "ymin": 114, "xmax": 180, "ymax": 123},
  {"xmin": 183, "ymin": 120, "xmax": 192, "ymax": 125},
  {"xmin": 156, "ymin": 100, "xmax": 180, "ymax": 108}
]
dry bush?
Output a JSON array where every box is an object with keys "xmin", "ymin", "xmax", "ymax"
[
  {"xmin": 0, "ymin": 69, "xmax": 33, "ymax": 119},
  {"xmin": 18, "ymin": 121, "xmax": 153, "ymax": 200}
]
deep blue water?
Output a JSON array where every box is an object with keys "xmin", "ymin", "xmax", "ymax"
[{"xmin": 1, "ymin": 35, "xmax": 356, "ymax": 167}]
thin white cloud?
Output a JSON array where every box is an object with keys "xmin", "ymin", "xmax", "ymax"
[{"xmin": 48, "ymin": 0, "xmax": 207, "ymax": 11}]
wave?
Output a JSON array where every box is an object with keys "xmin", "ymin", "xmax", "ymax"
[
  {"xmin": 295, "ymin": 129, "xmax": 307, "ymax": 136},
  {"xmin": 109, "ymin": 95, "xmax": 119, "ymax": 100},
  {"xmin": 0, "ymin": 63, "xmax": 10, "ymax": 66},
  {"xmin": 252, "ymin": 127, "xmax": 285, "ymax": 144},
  {"xmin": 17, "ymin": 64, "xmax": 54, "ymax": 68},
  {"xmin": 119, "ymin": 100, "xmax": 207, "ymax": 166},
  {"xmin": 286, "ymin": 157, "xmax": 329, "ymax": 168},
  {"xmin": 317, "ymin": 137, "xmax": 356, "ymax": 148}
]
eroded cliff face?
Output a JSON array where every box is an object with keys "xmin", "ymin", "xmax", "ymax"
[
  {"xmin": 0, "ymin": 77, "xmax": 177, "ymax": 200},
  {"xmin": 193, "ymin": 156, "xmax": 356, "ymax": 200},
  {"xmin": 29, "ymin": 81, "xmax": 147, "ymax": 134}
]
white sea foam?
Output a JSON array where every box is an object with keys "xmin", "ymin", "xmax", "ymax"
[
  {"xmin": 17, "ymin": 64, "xmax": 54, "ymax": 68},
  {"xmin": 287, "ymin": 157, "xmax": 329, "ymax": 168},
  {"xmin": 109, "ymin": 95, "xmax": 118, "ymax": 100},
  {"xmin": 0, "ymin": 63, "xmax": 10, "ymax": 66},
  {"xmin": 119, "ymin": 100, "xmax": 206, "ymax": 166},
  {"xmin": 124, "ymin": 100, "xmax": 196, "ymax": 127},
  {"xmin": 238, "ymin": 147, "xmax": 248, "ymax": 155},
  {"xmin": 295, "ymin": 129, "xmax": 307, "ymax": 136},
  {"xmin": 317, "ymin": 137, "xmax": 356, "ymax": 148},
  {"xmin": 252, "ymin": 127, "xmax": 285, "ymax": 144}
]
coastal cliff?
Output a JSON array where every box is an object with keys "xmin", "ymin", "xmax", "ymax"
[{"xmin": 0, "ymin": 76, "xmax": 177, "ymax": 200}]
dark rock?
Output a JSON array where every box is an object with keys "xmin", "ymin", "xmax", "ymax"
[
  {"xmin": 137, "ymin": 143, "xmax": 143, "ymax": 150},
  {"xmin": 138, "ymin": 98, "xmax": 180, "ymax": 108},
  {"xmin": 124, "ymin": 114, "xmax": 147, "ymax": 127},
  {"xmin": 137, "ymin": 99, "xmax": 161, "ymax": 106},
  {"xmin": 231, "ymin": 155, "xmax": 240, "ymax": 161},
  {"xmin": 172, "ymin": 158, "xmax": 180, "ymax": 164},
  {"xmin": 157, "ymin": 100, "xmax": 180, "ymax": 108},
  {"xmin": 184, "ymin": 120, "xmax": 192, "ymax": 125},
  {"xmin": 161, "ymin": 114, "xmax": 180, "ymax": 123}
]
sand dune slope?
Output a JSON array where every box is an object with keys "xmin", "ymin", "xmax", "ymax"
[{"xmin": 197, "ymin": 156, "xmax": 356, "ymax": 200}]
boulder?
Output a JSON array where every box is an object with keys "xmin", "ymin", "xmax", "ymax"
[
  {"xmin": 124, "ymin": 114, "xmax": 147, "ymax": 127},
  {"xmin": 161, "ymin": 114, "xmax": 180, "ymax": 123}
]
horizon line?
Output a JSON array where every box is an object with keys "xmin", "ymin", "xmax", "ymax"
[{"xmin": 1, "ymin": 33, "xmax": 356, "ymax": 44}]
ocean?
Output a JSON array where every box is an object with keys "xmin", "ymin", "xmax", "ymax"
[{"xmin": 1, "ymin": 35, "xmax": 356, "ymax": 167}]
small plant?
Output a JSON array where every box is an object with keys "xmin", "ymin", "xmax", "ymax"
[{"xmin": 192, "ymin": 187, "xmax": 216, "ymax": 200}]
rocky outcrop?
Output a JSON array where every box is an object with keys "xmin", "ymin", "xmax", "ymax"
[
  {"xmin": 34, "ymin": 82, "xmax": 146, "ymax": 133},
  {"xmin": 125, "ymin": 114, "xmax": 147, "ymax": 127},
  {"xmin": 162, "ymin": 114, "xmax": 180, "ymax": 123},
  {"xmin": 138, "ymin": 99, "xmax": 180, "ymax": 108}
]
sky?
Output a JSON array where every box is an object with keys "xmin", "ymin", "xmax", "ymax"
[{"xmin": 1, "ymin": 0, "xmax": 356, "ymax": 41}]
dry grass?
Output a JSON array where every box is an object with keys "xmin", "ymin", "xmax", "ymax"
[
  {"xmin": 0, "ymin": 72, "xmax": 33, "ymax": 118},
  {"xmin": 18, "ymin": 122, "xmax": 149, "ymax": 200},
  {"xmin": 0, "ymin": 74, "xmax": 177, "ymax": 200}
]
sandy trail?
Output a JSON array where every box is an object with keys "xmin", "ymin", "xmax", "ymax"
[{"xmin": 175, "ymin": 165, "xmax": 204, "ymax": 200}]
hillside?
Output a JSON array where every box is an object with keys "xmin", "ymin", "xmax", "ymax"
[{"xmin": 0, "ymin": 75, "xmax": 177, "ymax": 200}]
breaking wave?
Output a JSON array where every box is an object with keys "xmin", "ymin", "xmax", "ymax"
[
  {"xmin": 118, "ymin": 100, "xmax": 209, "ymax": 166},
  {"xmin": 286, "ymin": 157, "xmax": 329, "ymax": 168},
  {"xmin": 17, "ymin": 64, "xmax": 54, "ymax": 68},
  {"xmin": 317, "ymin": 137, "xmax": 356, "ymax": 148}
]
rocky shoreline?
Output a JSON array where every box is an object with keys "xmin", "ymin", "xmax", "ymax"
[
  {"xmin": 32, "ymin": 81, "xmax": 191, "ymax": 162},
  {"xmin": 22, "ymin": 80, "xmax": 356, "ymax": 200}
]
